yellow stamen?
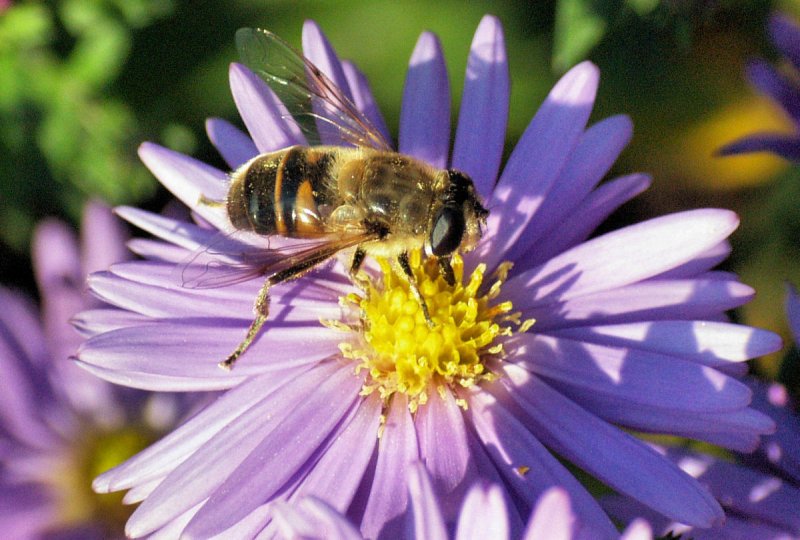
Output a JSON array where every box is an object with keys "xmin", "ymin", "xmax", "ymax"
[{"xmin": 337, "ymin": 251, "xmax": 533, "ymax": 411}]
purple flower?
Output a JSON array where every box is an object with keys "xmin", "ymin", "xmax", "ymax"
[
  {"xmin": 719, "ymin": 13, "xmax": 800, "ymax": 160},
  {"xmin": 603, "ymin": 289, "xmax": 800, "ymax": 538},
  {"xmin": 77, "ymin": 16, "xmax": 782, "ymax": 538},
  {"xmin": 271, "ymin": 463, "xmax": 654, "ymax": 539},
  {"xmin": 0, "ymin": 203, "xmax": 188, "ymax": 538}
]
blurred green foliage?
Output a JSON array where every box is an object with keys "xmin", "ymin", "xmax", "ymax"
[{"xmin": 1, "ymin": 0, "xmax": 799, "ymax": 381}]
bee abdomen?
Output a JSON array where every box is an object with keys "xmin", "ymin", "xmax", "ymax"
[{"xmin": 228, "ymin": 147, "xmax": 332, "ymax": 236}]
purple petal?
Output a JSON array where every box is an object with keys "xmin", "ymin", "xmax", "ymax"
[
  {"xmin": 205, "ymin": 117, "xmax": 259, "ymax": 169},
  {"xmin": 547, "ymin": 321, "xmax": 782, "ymax": 367},
  {"xmin": 770, "ymin": 13, "xmax": 800, "ymax": 71},
  {"xmin": 399, "ymin": 32, "xmax": 450, "ymax": 168},
  {"xmin": 407, "ymin": 463, "xmax": 447, "ymax": 540},
  {"xmin": 0, "ymin": 290, "xmax": 59, "ymax": 448},
  {"xmin": 125, "ymin": 362, "xmax": 346, "ymax": 536},
  {"xmin": 666, "ymin": 448, "xmax": 800, "ymax": 533},
  {"xmin": 415, "ymin": 388, "xmax": 477, "ymax": 518},
  {"xmin": 32, "ymin": 219, "xmax": 85, "ymax": 363},
  {"xmin": 501, "ymin": 365, "xmax": 724, "ymax": 526},
  {"xmin": 126, "ymin": 238, "xmax": 192, "ymax": 263},
  {"xmin": 115, "ymin": 207, "xmax": 218, "ymax": 255},
  {"xmin": 94, "ymin": 367, "xmax": 312, "ymax": 492},
  {"xmin": 508, "ymin": 333, "xmax": 753, "ymax": 413},
  {"xmin": 361, "ymin": 395, "xmax": 420, "ymax": 539},
  {"xmin": 479, "ymin": 61, "xmax": 599, "ymax": 270},
  {"xmin": 302, "ymin": 20, "xmax": 353, "ymax": 101},
  {"xmin": 521, "ymin": 278, "xmax": 755, "ymax": 330},
  {"xmin": 81, "ymin": 200, "xmax": 130, "ymax": 276},
  {"xmin": 452, "ymin": 15, "xmax": 509, "ymax": 199},
  {"xmin": 555, "ymin": 385, "xmax": 774, "ymax": 452},
  {"xmin": 650, "ymin": 241, "xmax": 731, "ymax": 280},
  {"xmin": 341, "ymin": 60, "xmax": 392, "ymax": 146},
  {"xmin": 521, "ymin": 487, "xmax": 577, "ymax": 540},
  {"xmin": 717, "ymin": 132, "xmax": 800, "ymax": 161},
  {"xmin": 620, "ymin": 519, "xmax": 653, "ymax": 540},
  {"xmin": 181, "ymin": 366, "xmax": 362, "ymax": 537},
  {"xmin": 513, "ymin": 114, "xmax": 633, "ymax": 268},
  {"xmin": 286, "ymin": 394, "xmax": 381, "ymax": 512},
  {"xmin": 455, "ymin": 482, "xmax": 509, "ymax": 540},
  {"xmin": 746, "ymin": 378, "xmax": 800, "ymax": 483},
  {"xmin": 466, "ymin": 389, "xmax": 618, "ymax": 536},
  {"xmin": 72, "ymin": 308, "xmax": 151, "ymax": 339},
  {"xmin": 77, "ymin": 321, "xmax": 342, "ymax": 387},
  {"xmin": 503, "ymin": 209, "xmax": 740, "ymax": 306},
  {"xmin": 519, "ymin": 173, "xmax": 651, "ymax": 268},
  {"xmin": 786, "ymin": 282, "xmax": 800, "ymax": 342},
  {"xmin": 747, "ymin": 59, "xmax": 800, "ymax": 123},
  {"xmin": 229, "ymin": 62, "xmax": 305, "ymax": 152},
  {"xmin": 137, "ymin": 143, "xmax": 230, "ymax": 231},
  {"xmin": 272, "ymin": 497, "xmax": 362, "ymax": 540}
]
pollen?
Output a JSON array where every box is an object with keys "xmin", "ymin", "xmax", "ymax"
[{"xmin": 335, "ymin": 251, "xmax": 531, "ymax": 412}]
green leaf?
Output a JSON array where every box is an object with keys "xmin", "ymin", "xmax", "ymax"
[{"xmin": 553, "ymin": 0, "xmax": 622, "ymax": 72}]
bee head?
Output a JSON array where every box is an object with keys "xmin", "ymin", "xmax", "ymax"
[{"xmin": 427, "ymin": 170, "xmax": 489, "ymax": 257}]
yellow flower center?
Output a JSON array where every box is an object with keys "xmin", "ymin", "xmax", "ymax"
[
  {"xmin": 50, "ymin": 425, "xmax": 154, "ymax": 535},
  {"xmin": 333, "ymin": 251, "xmax": 532, "ymax": 412}
]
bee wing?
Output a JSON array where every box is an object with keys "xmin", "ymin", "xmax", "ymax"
[
  {"xmin": 236, "ymin": 27, "xmax": 393, "ymax": 151},
  {"xmin": 179, "ymin": 229, "xmax": 375, "ymax": 289}
]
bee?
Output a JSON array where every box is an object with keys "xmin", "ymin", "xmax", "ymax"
[{"xmin": 202, "ymin": 28, "xmax": 489, "ymax": 370}]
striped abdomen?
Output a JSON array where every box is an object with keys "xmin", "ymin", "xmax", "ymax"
[{"xmin": 227, "ymin": 146, "xmax": 334, "ymax": 237}]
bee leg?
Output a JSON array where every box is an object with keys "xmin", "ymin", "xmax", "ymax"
[
  {"xmin": 437, "ymin": 256, "xmax": 456, "ymax": 287},
  {"xmin": 197, "ymin": 194, "xmax": 225, "ymax": 207},
  {"xmin": 220, "ymin": 246, "xmax": 343, "ymax": 371},
  {"xmin": 218, "ymin": 280, "xmax": 271, "ymax": 370},
  {"xmin": 397, "ymin": 252, "xmax": 434, "ymax": 328},
  {"xmin": 348, "ymin": 247, "xmax": 369, "ymax": 290}
]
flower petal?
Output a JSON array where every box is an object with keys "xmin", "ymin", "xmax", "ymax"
[
  {"xmin": 452, "ymin": 15, "xmax": 509, "ymax": 199},
  {"xmin": 415, "ymin": 388, "xmax": 477, "ymax": 518},
  {"xmin": 501, "ymin": 365, "xmax": 724, "ymax": 527},
  {"xmin": 520, "ymin": 278, "xmax": 754, "ymax": 330},
  {"xmin": 229, "ymin": 62, "xmax": 305, "ymax": 152},
  {"xmin": 181, "ymin": 365, "xmax": 362, "ymax": 538},
  {"xmin": 302, "ymin": 20, "xmax": 353, "ymax": 100},
  {"xmin": 746, "ymin": 378, "xmax": 800, "ymax": 483},
  {"xmin": 547, "ymin": 321, "xmax": 781, "ymax": 367},
  {"xmin": 466, "ymin": 389, "xmax": 618, "ymax": 537},
  {"xmin": 407, "ymin": 463, "xmax": 448, "ymax": 540},
  {"xmin": 667, "ymin": 448, "xmax": 800, "ymax": 534},
  {"xmin": 786, "ymin": 283, "xmax": 800, "ymax": 342},
  {"xmin": 205, "ymin": 117, "xmax": 259, "ymax": 169},
  {"xmin": 479, "ymin": 61, "xmax": 599, "ymax": 270},
  {"xmin": 746, "ymin": 59, "xmax": 800, "ymax": 122},
  {"xmin": 77, "ymin": 321, "xmax": 342, "ymax": 386},
  {"xmin": 521, "ymin": 487, "xmax": 577, "ymax": 540},
  {"xmin": 519, "ymin": 172, "xmax": 651, "ymax": 268},
  {"xmin": 94, "ymin": 367, "xmax": 312, "ymax": 492},
  {"xmin": 717, "ymin": 132, "xmax": 800, "ymax": 161},
  {"xmin": 512, "ymin": 114, "xmax": 633, "ymax": 268},
  {"xmin": 271, "ymin": 497, "xmax": 362, "ymax": 540},
  {"xmin": 651, "ymin": 241, "xmax": 731, "ymax": 279},
  {"xmin": 770, "ymin": 13, "xmax": 800, "ymax": 72},
  {"xmin": 125, "ymin": 362, "xmax": 344, "ymax": 536},
  {"xmin": 287, "ymin": 394, "xmax": 381, "ymax": 512},
  {"xmin": 361, "ymin": 394, "xmax": 419, "ymax": 539},
  {"xmin": 509, "ymin": 333, "xmax": 753, "ymax": 413},
  {"xmin": 341, "ymin": 60, "xmax": 392, "ymax": 146},
  {"xmin": 455, "ymin": 482, "xmax": 509, "ymax": 540},
  {"xmin": 399, "ymin": 32, "xmax": 450, "ymax": 168},
  {"xmin": 504, "ymin": 209, "xmax": 740, "ymax": 306},
  {"xmin": 137, "ymin": 143, "xmax": 230, "ymax": 231}
]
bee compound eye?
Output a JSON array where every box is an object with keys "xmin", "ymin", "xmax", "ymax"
[{"xmin": 430, "ymin": 206, "xmax": 466, "ymax": 256}]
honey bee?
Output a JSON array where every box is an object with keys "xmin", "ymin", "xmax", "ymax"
[{"xmin": 203, "ymin": 28, "xmax": 489, "ymax": 370}]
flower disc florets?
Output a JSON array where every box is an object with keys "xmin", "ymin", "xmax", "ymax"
[{"xmin": 335, "ymin": 252, "xmax": 531, "ymax": 411}]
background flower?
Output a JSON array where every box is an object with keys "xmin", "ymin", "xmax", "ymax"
[
  {"xmin": 603, "ymin": 288, "xmax": 800, "ymax": 538},
  {"xmin": 76, "ymin": 17, "xmax": 782, "ymax": 539},
  {"xmin": 271, "ymin": 464, "xmax": 654, "ymax": 540},
  {"xmin": 0, "ymin": 203, "xmax": 189, "ymax": 538},
  {"xmin": 719, "ymin": 13, "xmax": 800, "ymax": 160}
]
